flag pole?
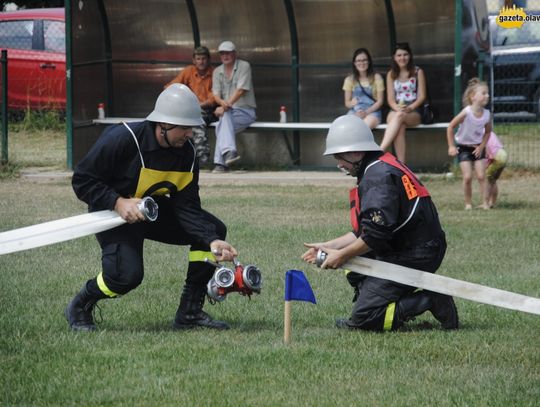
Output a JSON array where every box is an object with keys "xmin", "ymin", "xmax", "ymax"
[{"xmin": 284, "ymin": 300, "xmax": 292, "ymax": 344}]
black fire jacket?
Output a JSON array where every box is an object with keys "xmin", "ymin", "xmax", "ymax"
[
  {"xmin": 354, "ymin": 152, "xmax": 446, "ymax": 272},
  {"xmin": 72, "ymin": 120, "xmax": 220, "ymax": 245}
]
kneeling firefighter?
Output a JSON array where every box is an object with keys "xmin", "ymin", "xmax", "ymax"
[
  {"xmin": 66, "ymin": 84, "xmax": 238, "ymax": 331},
  {"xmin": 302, "ymin": 115, "xmax": 459, "ymax": 331}
]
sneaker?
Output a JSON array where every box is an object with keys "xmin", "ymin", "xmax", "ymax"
[
  {"xmin": 223, "ymin": 151, "xmax": 241, "ymax": 166},
  {"xmin": 428, "ymin": 292, "xmax": 459, "ymax": 330},
  {"xmin": 212, "ymin": 165, "xmax": 229, "ymax": 173}
]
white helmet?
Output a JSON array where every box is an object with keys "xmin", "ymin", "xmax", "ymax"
[
  {"xmin": 323, "ymin": 115, "xmax": 381, "ymax": 155},
  {"xmin": 146, "ymin": 83, "xmax": 204, "ymax": 126}
]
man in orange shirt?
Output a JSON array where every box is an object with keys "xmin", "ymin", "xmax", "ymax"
[{"xmin": 165, "ymin": 46, "xmax": 217, "ymax": 165}]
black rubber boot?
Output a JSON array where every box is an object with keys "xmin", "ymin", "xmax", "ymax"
[
  {"xmin": 396, "ymin": 290, "xmax": 459, "ymax": 330},
  {"xmin": 335, "ymin": 318, "xmax": 358, "ymax": 330},
  {"xmin": 428, "ymin": 291, "xmax": 459, "ymax": 330},
  {"xmin": 173, "ymin": 284, "xmax": 230, "ymax": 330},
  {"xmin": 64, "ymin": 285, "xmax": 101, "ymax": 332}
]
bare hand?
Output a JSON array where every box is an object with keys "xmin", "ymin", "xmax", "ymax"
[
  {"xmin": 355, "ymin": 110, "xmax": 367, "ymax": 119},
  {"xmin": 319, "ymin": 247, "xmax": 347, "ymax": 269},
  {"xmin": 448, "ymin": 146, "xmax": 458, "ymax": 157},
  {"xmin": 114, "ymin": 197, "xmax": 146, "ymax": 224},
  {"xmin": 402, "ymin": 105, "xmax": 414, "ymax": 113},
  {"xmin": 473, "ymin": 145, "xmax": 484, "ymax": 158},
  {"xmin": 301, "ymin": 243, "xmax": 323, "ymax": 264},
  {"xmin": 214, "ymin": 106, "xmax": 226, "ymax": 117},
  {"xmin": 210, "ymin": 240, "xmax": 238, "ymax": 262}
]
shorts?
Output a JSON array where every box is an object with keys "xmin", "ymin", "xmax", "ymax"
[
  {"xmin": 348, "ymin": 108, "xmax": 382, "ymax": 123},
  {"xmin": 486, "ymin": 149, "xmax": 508, "ymax": 182},
  {"xmin": 457, "ymin": 145, "xmax": 486, "ymax": 162}
]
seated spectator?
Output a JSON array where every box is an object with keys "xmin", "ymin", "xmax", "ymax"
[
  {"xmin": 343, "ymin": 48, "xmax": 385, "ymax": 129},
  {"xmin": 379, "ymin": 42, "xmax": 426, "ymax": 163},
  {"xmin": 211, "ymin": 41, "xmax": 257, "ymax": 173},
  {"xmin": 165, "ymin": 46, "xmax": 216, "ymax": 165}
]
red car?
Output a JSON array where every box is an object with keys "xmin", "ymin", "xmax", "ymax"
[{"xmin": 0, "ymin": 8, "xmax": 65, "ymax": 111}]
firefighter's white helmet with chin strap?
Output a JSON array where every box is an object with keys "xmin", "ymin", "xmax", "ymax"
[
  {"xmin": 324, "ymin": 115, "xmax": 381, "ymax": 155},
  {"xmin": 146, "ymin": 83, "xmax": 204, "ymax": 126}
]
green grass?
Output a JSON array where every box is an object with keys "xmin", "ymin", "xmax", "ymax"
[
  {"xmin": 493, "ymin": 123, "xmax": 540, "ymax": 169},
  {"xmin": 1, "ymin": 128, "xmax": 66, "ymax": 171},
  {"xmin": 1, "ymin": 168, "xmax": 539, "ymax": 406}
]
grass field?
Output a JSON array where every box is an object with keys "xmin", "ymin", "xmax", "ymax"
[
  {"xmin": 1, "ymin": 130, "xmax": 539, "ymax": 406},
  {"xmin": 495, "ymin": 123, "xmax": 540, "ymax": 169}
]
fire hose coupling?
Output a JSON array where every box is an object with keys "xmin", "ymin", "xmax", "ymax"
[
  {"xmin": 315, "ymin": 249, "xmax": 327, "ymax": 268},
  {"xmin": 137, "ymin": 197, "xmax": 158, "ymax": 222},
  {"xmin": 206, "ymin": 257, "xmax": 262, "ymax": 302}
]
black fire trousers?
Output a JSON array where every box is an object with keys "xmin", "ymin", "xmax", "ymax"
[
  {"xmin": 345, "ymin": 236, "xmax": 447, "ymax": 331},
  {"xmin": 85, "ymin": 199, "xmax": 226, "ymax": 298}
]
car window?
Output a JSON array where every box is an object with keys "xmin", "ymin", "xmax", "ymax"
[
  {"xmin": 472, "ymin": 0, "xmax": 490, "ymax": 44},
  {"xmin": 492, "ymin": 22, "xmax": 540, "ymax": 47},
  {"xmin": 0, "ymin": 20, "xmax": 34, "ymax": 50},
  {"xmin": 44, "ymin": 20, "xmax": 65, "ymax": 52}
]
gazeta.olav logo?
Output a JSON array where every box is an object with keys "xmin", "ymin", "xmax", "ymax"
[{"xmin": 496, "ymin": 4, "xmax": 540, "ymax": 28}]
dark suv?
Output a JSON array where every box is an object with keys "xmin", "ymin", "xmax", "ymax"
[
  {"xmin": 490, "ymin": 16, "xmax": 540, "ymax": 122},
  {"xmin": 0, "ymin": 8, "xmax": 65, "ymax": 111}
]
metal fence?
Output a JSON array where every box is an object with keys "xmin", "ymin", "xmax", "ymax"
[{"xmin": 486, "ymin": 0, "xmax": 539, "ymax": 169}]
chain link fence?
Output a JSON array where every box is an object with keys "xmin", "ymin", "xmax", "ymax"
[{"xmin": 486, "ymin": 0, "xmax": 540, "ymax": 169}]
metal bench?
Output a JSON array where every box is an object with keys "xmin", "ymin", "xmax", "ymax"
[{"xmin": 93, "ymin": 118, "xmax": 449, "ymax": 167}]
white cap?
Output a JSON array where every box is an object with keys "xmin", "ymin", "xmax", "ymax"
[{"xmin": 218, "ymin": 41, "xmax": 236, "ymax": 52}]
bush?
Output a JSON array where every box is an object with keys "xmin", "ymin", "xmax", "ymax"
[{"xmin": 9, "ymin": 108, "xmax": 65, "ymax": 133}]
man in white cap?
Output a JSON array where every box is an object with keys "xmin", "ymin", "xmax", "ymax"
[
  {"xmin": 211, "ymin": 40, "xmax": 257, "ymax": 173},
  {"xmin": 302, "ymin": 115, "xmax": 458, "ymax": 332},
  {"xmin": 67, "ymin": 84, "xmax": 237, "ymax": 332}
]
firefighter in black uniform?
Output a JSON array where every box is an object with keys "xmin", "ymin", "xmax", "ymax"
[
  {"xmin": 302, "ymin": 115, "xmax": 459, "ymax": 331},
  {"xmin": 66, "ymin": 84, "xmax": 236, "ymax": 331}
]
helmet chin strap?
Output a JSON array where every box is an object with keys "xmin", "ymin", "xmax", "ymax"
[
  {"xmin": 339, "ymin": 154, "xmax": 364, "ymax": 177},
  {"xmin": 159, "ymin": 124, "xmax": 177, "ymax": 147}
]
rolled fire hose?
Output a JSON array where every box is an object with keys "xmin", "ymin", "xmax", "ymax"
[{"xmin": 0, "ymin": 197, "xmax": 158, "ymax": 256}]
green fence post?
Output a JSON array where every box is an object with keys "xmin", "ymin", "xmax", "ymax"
[
  {"xmin": 454, "ymin": 0, "xmax": 462, "ymax": 116},
  {"xmin": 477, "ymin": 50, "xmax": 485, "ymax": 81},
  {"xmin": 65, "ymin": 3, "xmax": 73, "ymax": 169},
  {"xmin": 284, "ymin": 0, "xmax": 301, "ymax": 165},
  {"xmin": 1, "ymin": 49, "xmax": 7, "ymax": 164}
]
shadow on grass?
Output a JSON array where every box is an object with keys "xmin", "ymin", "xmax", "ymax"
[
  {"xmin": 398, "ymin": 320, "xmax": 469, "ymax": 332},
  {"xmin": 93, "ymin": 318, "xmax": 281, "ymax": 333},
  {"xmin": 493, "ymin": 200, "xmax": 539, "ymax": 210}
]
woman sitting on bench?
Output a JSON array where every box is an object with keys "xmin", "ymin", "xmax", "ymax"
[{"xmin": 380, "ymin": 42, "xmax": 426, "ymax": 163}]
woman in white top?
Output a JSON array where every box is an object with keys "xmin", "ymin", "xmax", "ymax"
[
  {"xmin": 342, "ymin": 48, "xmax": 385, "ymax": 129},
  {"xmin": 380, "ymin": 43, "xmax": 426, "ymax": 163}
]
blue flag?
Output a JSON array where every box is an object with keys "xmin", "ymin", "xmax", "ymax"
[{"xmin": 284, "ymin": 270, "xmax": 316, "ymax": 304}]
